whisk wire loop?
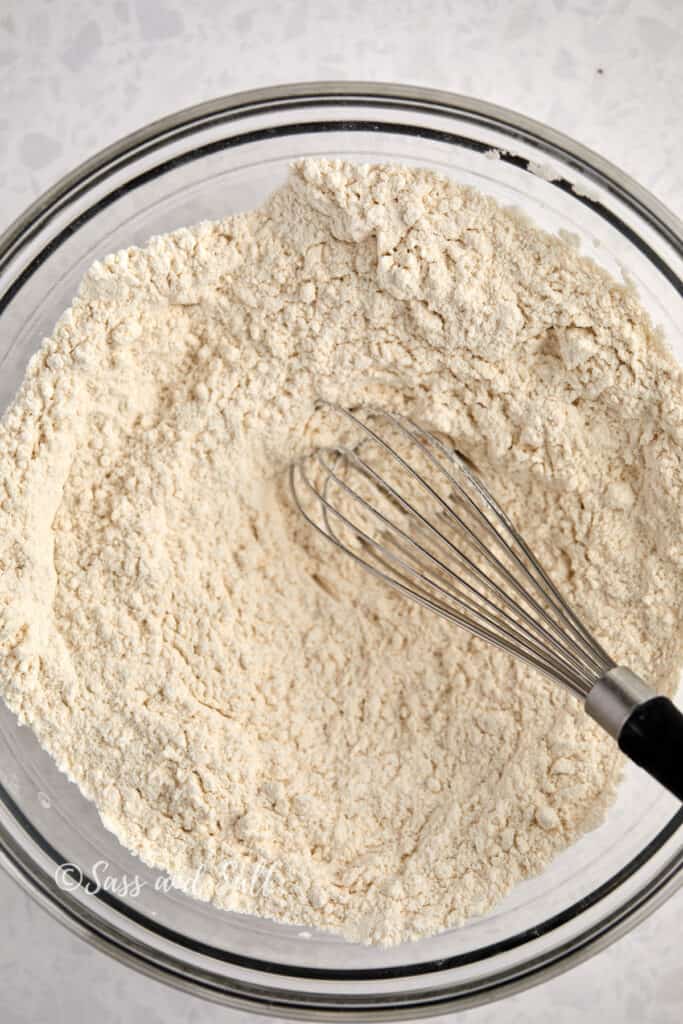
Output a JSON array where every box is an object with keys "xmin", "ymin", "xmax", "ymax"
[{"xmin": 291, "ymin": 404, "xmax": 615, "ymax": 699}]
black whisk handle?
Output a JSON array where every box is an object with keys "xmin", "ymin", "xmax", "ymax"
[
  {"xmin": 618, "ymin": 697, "xmax": 683, "ymax": 802},
  {"xmin": 586, "ymin": 666, "xmax": 683, "ymax": 801}
]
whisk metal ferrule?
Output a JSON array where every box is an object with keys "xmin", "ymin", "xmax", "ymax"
[{"xmin": 586, "ymin": 666, "xmax": 654, "ymax": 740}]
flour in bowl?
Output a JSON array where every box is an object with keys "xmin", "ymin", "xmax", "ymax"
[{"xmin": 1, "ymin": 159, "xmax": 682, "ymax": 945}]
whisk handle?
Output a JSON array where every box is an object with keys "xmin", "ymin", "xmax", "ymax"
[
  {"xmin": 586, "ymin": 667, "xmax": 683, "ymax": 801},
  {"xmin": 618, "ymin": 697, "xmax": 683, "ymax": 802}
]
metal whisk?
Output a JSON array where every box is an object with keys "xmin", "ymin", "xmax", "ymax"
[{"xmin": 291, "ymin": 403, "xmax": 683, "ymax": 800}]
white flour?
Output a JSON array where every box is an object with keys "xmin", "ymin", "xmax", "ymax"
[{"xmin": 1, "ymin": 159, "xmax": 682, "ymax": 946}]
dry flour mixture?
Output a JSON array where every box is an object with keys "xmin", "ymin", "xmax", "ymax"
[{"xmin": 1, "ymin": 159, "xmax": 682, "ymax": 945}]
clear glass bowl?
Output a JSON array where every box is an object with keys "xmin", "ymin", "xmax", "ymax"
[{"xmin": 0, "ymin": 83, "xmax": 681, "ymax": 1017}]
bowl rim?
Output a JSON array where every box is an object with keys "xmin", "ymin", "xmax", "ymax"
[
  {"xmin": 2, "ymin": 80, "xmax": 682, "ymax": 264},
  {"xmin": 0, "ymin": 80, "xmax": 682, "ymax": 1017}
]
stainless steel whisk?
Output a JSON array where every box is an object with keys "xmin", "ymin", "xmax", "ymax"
[{"xmin": 291, "ymin": 403, "xmax": 683, "ymax": 800}]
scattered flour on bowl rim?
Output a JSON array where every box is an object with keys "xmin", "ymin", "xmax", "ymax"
[{"xmin": 1, "ymin": 159, "xmax": 682, "ymax": 946}]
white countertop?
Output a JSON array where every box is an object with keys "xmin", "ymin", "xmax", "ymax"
[{"xmin": 0, "ymin": 0, "xmax": 681, "ymax": 1021}]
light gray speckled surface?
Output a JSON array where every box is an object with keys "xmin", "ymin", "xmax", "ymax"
[{"xmin": 0, "ymin": 0, "xmax": 681, "ymax": 1021}]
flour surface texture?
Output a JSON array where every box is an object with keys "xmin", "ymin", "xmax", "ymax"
[{"xmin": 1, "ymin": 160, "xmax": 682, "ymax": 946}]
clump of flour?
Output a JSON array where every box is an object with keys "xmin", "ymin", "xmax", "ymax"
[{"xmin": 1, "ymin": 159, "xmax": 682, "ymax": 946}]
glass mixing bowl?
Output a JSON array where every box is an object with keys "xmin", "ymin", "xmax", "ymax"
[{"xmin": 0, "ymin": 83, "xmax": 681, "ymax": 1017}]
